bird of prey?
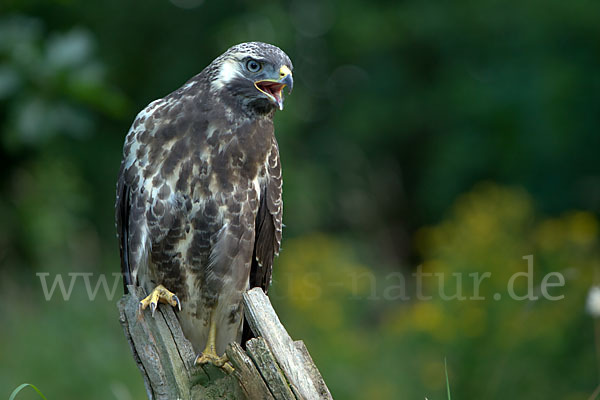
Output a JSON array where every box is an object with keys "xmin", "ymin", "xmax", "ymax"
[{"xmin": 115, "ymin": 42, "xmax": 292, "ymax": 369}]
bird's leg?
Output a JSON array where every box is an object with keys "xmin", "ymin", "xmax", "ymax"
[
  {"xmin": 139, "ymin": 284, "xmax": 181, "ymax": 317},
  {"xmin": 194, "ymin": 310, "xmax": 234, "ymax": 373}
]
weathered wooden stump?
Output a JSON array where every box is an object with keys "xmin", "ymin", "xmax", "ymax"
[{"xmin": 118, "ymin": 286, "xmax": 332, "ymax": 399}]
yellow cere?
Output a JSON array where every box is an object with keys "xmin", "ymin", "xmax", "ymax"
[{"xmin": 279, "ymin": 65, "xmax": 292, "ymax": 78}]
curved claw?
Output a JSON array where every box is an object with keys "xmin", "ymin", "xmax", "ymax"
[
  {"xmin": 172, "ymin": 295, "xmax": 181, "ymax": 311},
  {"xmin": 138, "ymin": 284, "xmax": 180, "ymax": 318}
]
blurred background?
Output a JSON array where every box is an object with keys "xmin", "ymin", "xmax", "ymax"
[{"xmin": 1, "ymin": 0, "xmax": 599, "ymax": 399}]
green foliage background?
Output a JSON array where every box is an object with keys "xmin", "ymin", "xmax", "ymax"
[{"xmin": 1, "ymin": 0, "xmax": 598, "ymax": 399}]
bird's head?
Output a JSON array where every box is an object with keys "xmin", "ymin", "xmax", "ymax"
[{"xmin": 208, "ymin": 42, "xmax": 293, "ymax": 114}]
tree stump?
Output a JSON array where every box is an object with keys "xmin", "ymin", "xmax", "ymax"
[{"xmin": 118, "ymin": 286, "xmax": 332, "ymax": 399}]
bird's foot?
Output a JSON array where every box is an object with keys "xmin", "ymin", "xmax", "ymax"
[
  {"xmin": 195, "ymin": 348, "xmax": 234, "ymax": 374},
  {"xmin": 139, "ymin": 284, "xmax": 181, "ymax": 317}
]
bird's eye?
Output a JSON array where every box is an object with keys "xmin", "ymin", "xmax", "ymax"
[{"xmin": 246, "ymin": 59, "xmax": 261, "ymax": 73}]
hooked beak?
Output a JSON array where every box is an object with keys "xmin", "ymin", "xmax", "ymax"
[{"xmin": 254, "ymin": 65, "xmax": 293, "ymax": 110}]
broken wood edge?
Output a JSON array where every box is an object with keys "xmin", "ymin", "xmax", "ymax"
[
  {"xmin": 118, "ymin": 296, "xmax": 155, "ymax": 398},
  {"xmin": 246, "ymin": 337, "xmax": 297, "ymax": 400},
  {"xmin": 226, "ymin": 342, "xmax": 275, "ymax": 400},
  {"xmin": 294, "ymin": 340, "xmax": 333, "ymax": 399},
  {"xmin": 243, "ymin": 287, "xmax": 333, "ymax": 400}
]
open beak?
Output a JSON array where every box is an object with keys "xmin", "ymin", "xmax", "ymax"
[{"xmin": 254, "ymin": 65, "xmax": 293, "ymax": 110}]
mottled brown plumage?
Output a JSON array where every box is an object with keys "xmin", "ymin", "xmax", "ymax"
[{"xmin": 115, "ymin": 42, "xmax": 292, "ymax": 356}]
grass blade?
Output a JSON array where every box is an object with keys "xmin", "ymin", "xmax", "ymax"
[
  {"xmin": 445, "ymin": 358, "xmax": 452, "ymax": 400},
  {"xmin": 588, "ymin": 383, "xmax": 600, "ymax": 400},
  {"xmin": 9, "ymin": 383, "xmax": 48, "ymax": 400}
]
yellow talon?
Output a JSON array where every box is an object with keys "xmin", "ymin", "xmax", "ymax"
[
  {"xmin": 139, "ymin": 284, "xmax": 181, "ymax": 317},
  {"xmin": 194, "ymin": 310, "xmax": 234, "ymax": 373},
  {"xmin": 195, "ymin": 352, "xmax": 233, "ymax": 374}
]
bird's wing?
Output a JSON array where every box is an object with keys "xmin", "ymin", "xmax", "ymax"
[
  {"xmin": 116, "ymin": 161, "xmax": 153, "ymax": 294},
  {"xmin": 250, "ymin": 136, "xmax": 283, "ymax": 293},
  {"xmin": 115, "ymin": 169, "xmax": 132, "ymax": 292},
  {"xmin": 115, "ymin": 140, "xmax": 154, "ymax": 294},
  {"xmin": 116, "ymin": 98, "xmax": 177, "ymax": 294},
  {"xmin": 243, "ymin": 136, "xmax": 282, "ymax": 344}
]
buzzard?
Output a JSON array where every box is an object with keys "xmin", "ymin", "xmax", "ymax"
[{"xmin": 115, "ymin": 42, "xmax": 292, "ymax": 369}]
